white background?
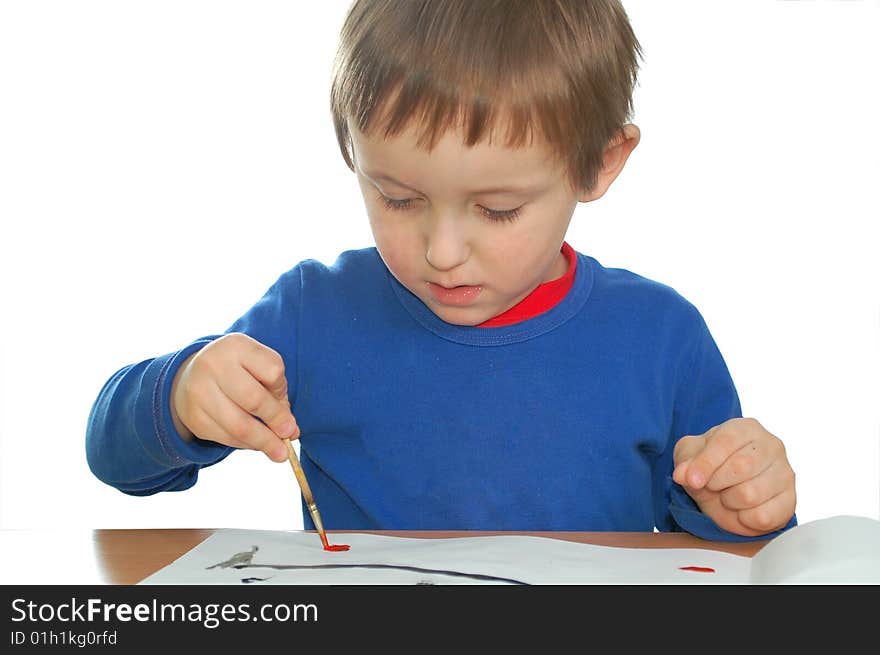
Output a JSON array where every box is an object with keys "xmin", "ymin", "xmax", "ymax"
[{"xmin": 1, "ymin": 1, "xmax": 878, "ymax": 531}]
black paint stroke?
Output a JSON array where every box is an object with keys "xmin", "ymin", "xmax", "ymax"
[{"xmin": 231, "ymin": 562, "xmax": 529, "ymax": 585}]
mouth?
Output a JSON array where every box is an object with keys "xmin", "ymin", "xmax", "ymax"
[{"xmin": 426, "ymin": 282, "xmax": 483, "ymax": 307}]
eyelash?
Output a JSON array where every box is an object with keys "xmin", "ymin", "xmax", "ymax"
[{"xmin": 378, "ymin": 195, "xmax": 522, "ymax": 223}]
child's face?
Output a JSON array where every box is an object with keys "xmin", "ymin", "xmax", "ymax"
[{"xmin": 350, "ymin": 122, "xmax": 587, "ymax": 326}]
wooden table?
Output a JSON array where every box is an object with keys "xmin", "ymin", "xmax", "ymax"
[{"xmin": 0, "ymin": 528, "xmax": 769, "ymax": 585}]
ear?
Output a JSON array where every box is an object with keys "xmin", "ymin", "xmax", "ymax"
[{"xmin": 578, "ymin": 124, "xmax": 640, "ymax": 202}]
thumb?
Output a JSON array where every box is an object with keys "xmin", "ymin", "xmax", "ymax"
[
  {"xmin": 280, "ymin": 398, "xmax": 300, "ymax": 440},
  {"xmin": 672, "ymin": 435, "xmax": 704, "ymax": 485}
]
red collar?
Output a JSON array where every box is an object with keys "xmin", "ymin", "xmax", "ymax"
[{"xmin": 478, "ymin": 242, "xmax": 577, "ymax": 328}]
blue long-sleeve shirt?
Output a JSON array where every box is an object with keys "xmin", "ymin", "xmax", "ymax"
[{"xmin": 86, "ymin": 247, "xmax": 796, "ymax": 541}]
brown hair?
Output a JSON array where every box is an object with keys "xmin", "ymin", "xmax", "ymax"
[{"xmin": 330, "ymin": 0, "xmax": 642, "ymax": 192}]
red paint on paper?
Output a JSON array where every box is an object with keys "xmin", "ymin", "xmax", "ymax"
[
  {"xmin": 319, "ymin": 531, "xmax": 351, "ymax": 552},
  {"xmin": 679, "ymin": 565, "xmax": 715, "ymax": 573}
]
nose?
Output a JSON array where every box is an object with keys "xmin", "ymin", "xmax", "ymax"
[{"xmin": 424, "ymin": 212, "xmax": 470, "ymax": 272}]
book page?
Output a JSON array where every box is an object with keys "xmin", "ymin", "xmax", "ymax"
[
  {"xmin": 749, "ymin": 515, "xmax": 880, "ymax": 584},
  {"xmin": 139, "ymin": 530, "xmax": 751, "ymax": 585}
]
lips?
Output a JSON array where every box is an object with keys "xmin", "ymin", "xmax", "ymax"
[{"xmin": 426, "ymin": 282, "xmax": 483, "ymax": 306}]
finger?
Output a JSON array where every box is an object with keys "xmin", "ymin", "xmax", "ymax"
[
  {"xmin": 186, "ymin": 404, "xmax": 252, "ymax": 450},
  {"xmin": 736, "ymin": 487, "xmax": 797, "ymax": 534},
  {"xmin": 184, "ymin": 385, "xmax": 275, "ymax": 453},
  {"xmin": 239, "ymin": 340, "xmax": 290, "ymax": 401},
  {"xmin": 685, "ymin": 491, "xmax": 771, "ymax": 538},
  {"xmin": 210, "ymin": 385, "xmax": 289, "ymax": 462},
  {"xmin": 672, "ymin": 458, "xmax": 691, "ymax": 487},
  {"xmin": 718, "ymin": 457, "xmax": 795, "ymax": 511},
  {"xmin": 217, "ymin": 367, "xmax": 298, "ymax": 439},
  {"xmin": 673, "ymin": 434, "xmax": 705, "ymax": 467},
  {"xmin": 683, "ymin": 423, "xmax": 755, "ymax": 490},
  {"xmin": 703, "ymin": 438, "xmax": 776, "ymax": 492},
  {"xmin": 672, "ymin": 433, "xmax": 710, "ymax": 485}
]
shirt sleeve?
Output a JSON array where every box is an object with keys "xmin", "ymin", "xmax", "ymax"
[
  {"xmin": 84, "ymin": 338, "xmax": 231, "ymax": 495},
  {"xmin": 85, "ymin": 266, "xmax": 304, "ymax": 495},
  {"xmin": 653, "ymin": 309, "xmax": 797, "ymax": 541}
]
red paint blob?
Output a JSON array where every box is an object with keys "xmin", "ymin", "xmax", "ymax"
[
  {"xmin": 679, "ymin": 566, "xmax": 715, "ymax": 573},
  {"xmin": 319, "ymin": 532, "xmax": 351, "ymax": 552}
]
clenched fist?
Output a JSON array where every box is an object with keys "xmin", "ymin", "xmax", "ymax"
[{"xmin": 673, "ymin": 417, "xmax": 797, "ymax": 537}]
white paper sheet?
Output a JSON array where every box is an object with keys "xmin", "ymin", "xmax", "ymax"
[{"xmin": 139, "ymin": 530, "xmax": 750, "ymax": 585}]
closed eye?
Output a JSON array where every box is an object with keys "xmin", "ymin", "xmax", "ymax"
[
  {"xmin": 379, "ymin": 195, "xmax": 416, "ymax": 211},
  {"xmin": 479, "ymin": 205, "xmax": 522, "ymax": 222},
  {"xmin": 378, "ymin": 194, "xmax": 523, "ymax": 223}
]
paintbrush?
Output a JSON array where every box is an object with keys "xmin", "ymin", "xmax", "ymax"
[{"xmin": 282, "ymin": 438, "xmax": 349, "ymax": 552}]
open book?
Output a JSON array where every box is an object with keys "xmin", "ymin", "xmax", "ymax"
[{"xmin": 140, "ymin": 514, "xmax": 880, "ymax": 585}]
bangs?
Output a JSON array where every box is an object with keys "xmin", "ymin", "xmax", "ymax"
[{"xmin": 353, "ymin": 65, "xmax": 569, "ymax": 154}]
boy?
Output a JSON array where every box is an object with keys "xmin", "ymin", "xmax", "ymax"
[{"xmin": 86, "ymin": 0, "xmax": 796, "ymax": 541}]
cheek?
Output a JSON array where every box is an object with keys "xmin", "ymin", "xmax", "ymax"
[
  {"xmin": 484, "ymin": 229, "xmax": 543, "ymax": 269},
  {"xmin": 366, "ymin": 207, "xmax": 396, "ymax": 250},
  {"xmin": 369, "ymin": 217, "xmax": 422, "ymax": 279},
  {"xmin": 479, "ymin": 229, "xmax": 559, "ymax": 288}
]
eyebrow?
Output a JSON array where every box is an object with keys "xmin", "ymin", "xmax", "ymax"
[{"xmin": 365, "ymin": 171, "xmax": 540, "ymax": 196}]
